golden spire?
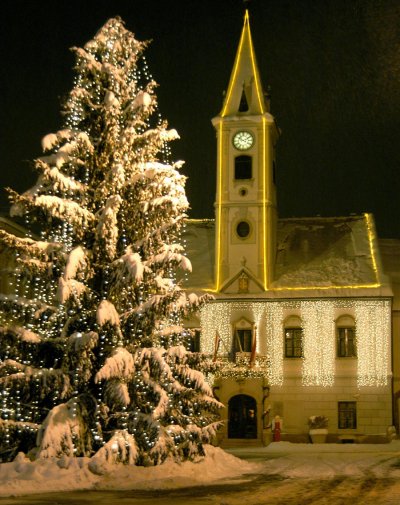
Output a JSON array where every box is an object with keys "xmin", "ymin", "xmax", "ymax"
[{"xmin": 220, "ymin": 9, "xmax": 265, "ymax": 117}]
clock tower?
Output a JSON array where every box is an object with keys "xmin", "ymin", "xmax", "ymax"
[{"xmin": 212, "ymin": 9, "xmax": 279, "ymax": 292}]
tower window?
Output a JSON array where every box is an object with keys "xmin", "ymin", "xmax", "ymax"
[
  {"xmin": 236, "ymin": 221, "xmax": 250, "ymax": 238},
  {"xmin": 239, "ymin": 88, "xmax": 249, "ymax": 112},
  {"xmin": 235, "ymin": 155, "xmax": 252, "ymax": 180}
]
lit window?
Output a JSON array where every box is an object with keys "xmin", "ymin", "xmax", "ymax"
[
  {"xmin": 338, "ymin": 402, "xmax": 357, "ymax": 429},
  {"xmin": 285, "ymin": 328, "xmax": 303, "ymax": 358},
  {"xmin": 337, "ymin": 327, "xmax": 356, "ymax": 357}
]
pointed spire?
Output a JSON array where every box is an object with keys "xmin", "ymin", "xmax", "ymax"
[{"xmin": 220, "ymin": 9, "xmax": 266, "ymax": 117}]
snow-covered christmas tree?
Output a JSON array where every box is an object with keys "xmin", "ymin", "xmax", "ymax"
[{"xmin": 0, "ymin": 17, "xmax": 220, "ymax": 465}]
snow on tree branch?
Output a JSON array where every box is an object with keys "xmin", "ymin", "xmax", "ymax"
[
  {"xmin": 0, "ymin": 294, "xmax": 57, "ymax": 318},
  {"xmin": 95, "ymin": 347, "xmax": 135, "ymax": 382},
  {"xmin": 5, "ymin": 326, "xmax": 42, "ymax": 344},
  {"xmin": 37, "ymin": 162, "xmax": 85, "ymax": 194},
  {"xmin": 130, "ymin": 90, "xmax": 152, "ymax": 111},
  {"xmin": 0, "ymin": 229, "xmax": 63, "ymax": 258},
  {"xmin": 63, "ymin": 246, "xmax": 87, "ymax": 280},
  {"xmin": 96, "ymin": 300, "xmax": 120, "ymax": 327},
  {"xmin": 90, "ymin": 430, "xmax": 138, "ymax": 467},
  {"xmin": 95, "ymin": 195, "xmax": 122, "ymax": 260},
  {"xmin": 57, "ymin": 277, "xmax": 88, "ymax": 304},
  {"xmin": 113, "ymin": 247, "xmax": 145, "ymax": 284},
  {"xmin": 68, "ymin": 331, "xmax": 98, "ymax": 351},
  {"xmin": 36, "ymin": 400, "xmax": 81, "ymax": 458},
  {"xmin": 145, "ymin": 244, "xmax": 192, "ymax": 272},
  {"xmin": 42, "ymin": 128, "xmax": 90, "ymax": 152},
  {"xmin": 104, "ymin": 380, "xmax": 131, "ymax": 408},
  {"xmin": 0, "ymin": 360, "xmax": 71, "ymax": 400},
  {"xmin": 9, "ymin": 192, "xmax": 95, "ymax": 230}
]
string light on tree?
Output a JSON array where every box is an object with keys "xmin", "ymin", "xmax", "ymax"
[{"xmin": 0, "ymin": 17, "xmax": 219, "ymax": 464}]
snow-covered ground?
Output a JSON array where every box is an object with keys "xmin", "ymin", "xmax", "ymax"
[
  {"xmin": 230, "ymin": 440, "xmax": 400, "ymax": 479},
  {"xmin": 0, "ymin": 445, "xmax": 258, "ymax": 498},
  {"xmin": 1, "ymin": 441, "xmax": 400, "ymax": 500}
]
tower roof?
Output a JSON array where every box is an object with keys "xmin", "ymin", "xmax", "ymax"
[{"xmin": 220, "ymin": 9, "xmax": 266, "ymax": 117}]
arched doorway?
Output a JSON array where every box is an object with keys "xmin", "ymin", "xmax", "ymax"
[{"xmin": 228, "ymin": 394, "xmax": 257, "ymax": 439}]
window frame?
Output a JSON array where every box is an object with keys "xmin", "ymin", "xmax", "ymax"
[
  {"xmin": 337, "ymin": 327, "xmax": 357, "ymax": 358},
  {"xmin": 234, "ymin": 155, "xmax": 252, "ymax": 180},
  {"xmin": 338, "ymin": 401, "xmax": 357, "ymax": 430},
  {"xmin": 235, "ymin": 328, "xmax": 253, "ymax": 353},
  {"xmin": 236, "ymin": 220, "xmax": 251, "ymax": 239},
  {"xmin": 284, "ymin": 327, "xmax": 303, "ymax": 358}
]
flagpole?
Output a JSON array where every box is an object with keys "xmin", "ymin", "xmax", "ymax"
[
  {"xmin": 213, "ymin": 330, "xmax": 221, "ymax": 362},
  {"xmin": 249, "ymin": 324, "xmax": 257, "ymax": 368}
]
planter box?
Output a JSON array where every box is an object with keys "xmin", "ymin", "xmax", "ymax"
[{"xmin": 309, "ymin": 429, "xmax": 328, "ymax": 444}]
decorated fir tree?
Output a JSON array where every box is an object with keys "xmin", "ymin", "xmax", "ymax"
[{"xmin": 0, "ymin": 17, "xmax": 220, "ymax": 465}]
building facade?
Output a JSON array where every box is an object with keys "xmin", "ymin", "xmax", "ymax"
[{"xmin": 183, "ymin": 10, "xmax": 396, "ymax": 444}]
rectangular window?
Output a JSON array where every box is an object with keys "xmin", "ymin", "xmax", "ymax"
[
  {"xmin": 337, "ymin": 328, "xmax": 356, "ymax": 357},
  {"xmin": 234, "ymin": 155, "xmax": 252, "ymax": 180},
  {"xmin": 338, "ymin": 402, "xmax": 357, "ymax": 429},
  {"xmin": 285, "ymin": 328, "xmax": 303, "ymax": 358},
  {"xmin": 235, "ymin": 329, "xmax": 253, "ymax": 353},
  {"xmin": 187, "ymin": 330, "xmax": 200, "ymax": 352}
]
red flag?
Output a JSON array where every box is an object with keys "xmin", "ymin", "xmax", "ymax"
[
  {"xmin": 249, "ymin": 326, "xmax": 257, "ymax": 368},
  {"xmin": 213, "ymin": 331, "xmax": 221, "ymax": 362}
]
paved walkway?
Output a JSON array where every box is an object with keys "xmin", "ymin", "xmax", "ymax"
[{"xmin": 225, "ymin": 440, "xmax": 400, "ymax": 462}]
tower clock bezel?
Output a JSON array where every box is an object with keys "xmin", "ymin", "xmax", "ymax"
[{"xmin": 232, "ymin": 130, "xmax": 254, "ymax": 151}]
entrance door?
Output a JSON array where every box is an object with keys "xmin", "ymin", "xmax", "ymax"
[{"xmin": 228, "ymin": 394, "xmax": 257, "ymax": 439}]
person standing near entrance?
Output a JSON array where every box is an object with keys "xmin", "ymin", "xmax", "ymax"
[{"xmin": 272, "ymin": 415, "xmax": 283, "ymax": 442}]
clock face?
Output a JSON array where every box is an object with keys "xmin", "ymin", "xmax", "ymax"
[{"xmin": 233, "ymin": 131, "xmax": 254, "ymax": 151}]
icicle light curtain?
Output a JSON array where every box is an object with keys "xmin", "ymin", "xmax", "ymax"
[{"xmin": 200, "ymin": 299, "xmax": 391, "ymax": 387}]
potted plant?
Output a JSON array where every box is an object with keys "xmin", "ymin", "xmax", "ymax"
[{"xmin": 308, "ymin": 415, "xmax": 328, "ymax": 443}]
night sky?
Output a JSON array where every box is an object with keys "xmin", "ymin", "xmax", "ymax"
[{"xmin": 1, "ymin": 0, "xmax": 399, "ymax": 238}]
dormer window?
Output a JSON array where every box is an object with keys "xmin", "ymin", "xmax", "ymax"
[{"xmin": 235, "ymin": 155, "xmax": 252, "ymax": 180}]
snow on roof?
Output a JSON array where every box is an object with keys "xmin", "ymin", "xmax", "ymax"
[
  {"xmin": 183, "ymin": 219, "xmax": 215, "ymax": 290},
  {"xmin": 273, "ymin": 215, "xmax": 379, "ymax": 287},
  {"xmin": 183, "ymin": 215, "xmax": 389, "ymax": 296},
  {"xmin": 379, "ymin": 238, "xmax": 400, "ymax": 309}
]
